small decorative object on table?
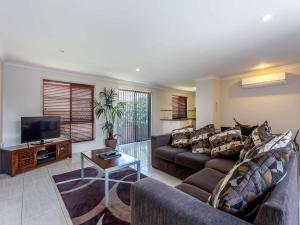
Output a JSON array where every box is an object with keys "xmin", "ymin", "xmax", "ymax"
[{"xmin": 97, "ymin": 150, "xmax": 121, "ymax": 160}]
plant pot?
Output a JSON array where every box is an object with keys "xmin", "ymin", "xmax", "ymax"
[{"xmin": 105, "ymin": 139, "xmax": 118, "ymax": 149}]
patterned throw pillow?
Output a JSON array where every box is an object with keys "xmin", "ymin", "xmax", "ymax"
[
  {"xmin": 239, "ymin": 121, "xmax": 273, "ymax": 161},
  {"xmin": 171, "ymin": 126, "xmax": 194, "ymax": 148},
  {"xmin": 191, "ymin": 124, "xmax": 215, "ymax": 154},
  {"xmin": 244, "ymin": 131, "xmax": 292, "ymax": 160},
  {"xmin": 208, "ymin": 139, "xmax": 293, "ymax": 218},
  {"xmin": 209, "ymin": 128, "xmax": 244, "ymax": 158}
]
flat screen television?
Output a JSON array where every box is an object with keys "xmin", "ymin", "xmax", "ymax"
[{"xmin": 21, "ymin": 116, "xmax": 61, "ymax": 143}]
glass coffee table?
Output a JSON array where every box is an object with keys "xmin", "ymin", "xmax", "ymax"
[{"xmin": 80, "ymin": 148, "xmax": 141, "ymax": 208}]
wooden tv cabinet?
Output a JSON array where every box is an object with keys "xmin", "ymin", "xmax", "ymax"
[{"xmin": 0, "ymin": 138, "xmax": 72, "ymax": 176}]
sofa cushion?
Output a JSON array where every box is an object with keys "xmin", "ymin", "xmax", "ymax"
[
  {"xmin": 254, "ymin": 151, "xmax": 298, "ymax": 225},
  {"xmin": 244, "ymin": 131, "xmax": 292, "ymax": 160},
  {"xmin": 239, "ymin": 121, "xmax": 273, "ymax": 161},
  {"xmin": 175, "ymin": 152, "xmax": 212, "ymax": 171},
  {"xmin": 209, "ymin": 140, "xmax": 293, "ymax": 219},
  {"xmin": 176, "ymin": 183, "xmax": 211, "ymax": 202},
  {"xmin": 183, "ymin": 168, "xmax": 225, "ymax": 193},
  {"xmin": 190, "ymin": 124, "xmax": 215, "ymax": 154},
  {"xmin": 171, "ymin": 126, "xmax": 194, "ymax": 148},
  {"xmin": 210, "ymin": 128, "xmax": 244, "ymax": 158},
  {"xmin": 205, "ymin": 158, "xmax": 236, "ymax": 174},
  {"xmin": 155, "ymin": 145, "xmax": 188, "ymax": 162}
]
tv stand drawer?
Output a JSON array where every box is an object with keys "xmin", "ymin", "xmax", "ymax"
[{"xmin": 15, "ymin": 149, "xmax": 36, "ymax": 171}]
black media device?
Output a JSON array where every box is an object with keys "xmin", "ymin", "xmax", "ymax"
[
  {"xmin": 21, "ymin": 116, "xmax": 61, "ymax": 144},
  {"xmin": 97, "ymin": 150, "xmax": 121, "ymax": 160}
]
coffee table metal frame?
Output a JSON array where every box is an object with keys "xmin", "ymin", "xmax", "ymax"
[{"xmin": 80, "ymin": 152, "xmax": 141, "ymax": 208}]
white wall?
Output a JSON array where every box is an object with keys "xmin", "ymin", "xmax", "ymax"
[
  {"xmin": 196, "ymin": 78, "xmax": 220, "ymax": 129},
  {"xmin": 0, "ymin": 59, "xmax": 3, "ymax": 145},
  {"xmin": 152, "ymin": 88, "xmax": 195, "ymax": 135},
  {"xmin": 0, "ymin": 40, "xmax": 3, "ymax": 59},
  {"xmin": 220, "ymin": 64, "xmax": 300, "ymax": 142},
  {"xmin": 196, "ymin": 63, "xmax": 300, "ymax": 142},
  {"xmin": 2, "ymin": 62, "xmax": 195, "ymax": 151},
  {"xmin": 196, "ymin": 79, "xmax": 213, "ymax": 128}
]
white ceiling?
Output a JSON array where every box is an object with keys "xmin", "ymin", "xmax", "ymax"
[{"xmin": 0, "ymin": 0, "xmax": 300, "ymax": 91}]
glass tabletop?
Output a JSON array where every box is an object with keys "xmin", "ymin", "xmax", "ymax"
[{"xmin": 81, "ymin": 148, "xmax": 139, "ymax": 170}]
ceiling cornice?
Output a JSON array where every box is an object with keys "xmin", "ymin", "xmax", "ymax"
[
  {"xmin": 195, "ymin": 75, "xmax": 221, "ymax": 82},
  {"xmin": 4, "ymin": 59, "xmax": 153, "ymax": 86},
  {"xmin": 220, "ymin": 62, "xmax": 300, "ymax": 80},
  {"xmin": 3, "ymin": 59, "xmax": 195, "ymax": 93},
  {"xmin": 194, "ymin": 62, "xmax": 300, "ymax": 82},
  {"xmin": 150, "ymin": 84, "xmax": 195, "ymax": 93}
]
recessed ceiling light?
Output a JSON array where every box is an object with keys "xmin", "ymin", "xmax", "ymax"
[
  {"xmin": 262, "ymin": 14, "xmax": 273, "ymax": 22},
  {"xmin": 135, "ymin": 68, "xmax": 140, "ymax": 72}
]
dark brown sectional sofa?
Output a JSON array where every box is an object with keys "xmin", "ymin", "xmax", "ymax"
[{"xmin": 131, "ymin": 133, "xmax": 299, "ymax": 225}]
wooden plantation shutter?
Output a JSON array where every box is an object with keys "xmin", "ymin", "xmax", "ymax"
[
  {"xmin": 71, "ymin": 84, "xmax": 94, "ymax": 142},
  {"xmin": 43, "ymin": 80, "xmax": 71, "ymax": 138},
  {"xmin": 172, "ymin": 95, "xmax": 187, "ymax": 119},
  {"xmin": 43, "ymin": 80, "xmax": 94, "ymax": 142}
]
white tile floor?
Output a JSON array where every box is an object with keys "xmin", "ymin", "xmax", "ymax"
[{"xmin": 0, "ymin": 141, "xmax": 181, "ymax": 225}]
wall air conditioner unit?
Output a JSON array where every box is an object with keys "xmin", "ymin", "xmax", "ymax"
[{"xmin": 241, "ymin": 73, "xmax": 287, "ymax": 88}]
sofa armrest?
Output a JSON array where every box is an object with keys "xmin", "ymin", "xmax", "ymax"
[
  {"xmin": 151, "ymin": 133, "xmax": 171, "ymax": 150},
  {"xmin": 131, "ymin": 178, "xmax": 251, "ymax": 225},
  {"xmin": 151, "ymin": 134, "xmax": 172, "ymax": 166}
]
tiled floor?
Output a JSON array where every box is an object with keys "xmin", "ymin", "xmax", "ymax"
[
  {"xmin": 0, "ymin": 141, "xmax": 181, "ymax": 225},
  {"xmin": 2, "ymin": 141, "xmax": 298, "ymax": 225}
]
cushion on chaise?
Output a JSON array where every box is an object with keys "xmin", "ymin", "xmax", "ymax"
[
  {"xmin": 176, "ymin": 183, "xmax": 211, "ymax": 202},
  {"xmin": 205, "ymin": 158, "xmax": 237, "ymax": 174},
  {"xmin": 183, "ymin": 168, "xmax": 225, "ymax": 194}
]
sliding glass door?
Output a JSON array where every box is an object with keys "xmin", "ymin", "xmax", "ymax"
[{"xmin": 118, "ymin": 90, "xmax": 151, "ymax": 144}]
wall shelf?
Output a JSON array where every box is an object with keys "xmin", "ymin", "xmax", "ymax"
[{"xmin": 160, "ymin": 118, "xmax": 196, "ymax": 121}]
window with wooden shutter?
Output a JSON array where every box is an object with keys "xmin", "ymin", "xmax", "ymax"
[
  {"xmin": 43, "ymin": 80, "xmax": 94, "ymax": 143},
  {"xmin": 172, "ymin": 95, "xmax": 187, "ymax": 119}
]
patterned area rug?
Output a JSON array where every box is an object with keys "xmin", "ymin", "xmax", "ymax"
[{"xmin": 52, "ymin": 167, "xmax": 146, "ymax": 225}]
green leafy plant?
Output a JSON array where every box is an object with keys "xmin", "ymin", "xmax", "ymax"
[{"xmin": 94, "ymin": 88, "xmax": 125, "ymax": 140}]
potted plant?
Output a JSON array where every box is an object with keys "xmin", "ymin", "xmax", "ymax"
[{"xmin": 94, "ymin": 88, "xmax": 125, "ymax": 149}]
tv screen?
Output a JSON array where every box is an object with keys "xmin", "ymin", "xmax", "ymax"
[{"xmin": 21, "ymin": 117, "xmax": 61, "ymax": 143}]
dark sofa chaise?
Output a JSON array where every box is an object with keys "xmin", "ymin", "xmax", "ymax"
[{"xmin": 131, "ymin": 134, "xmax": 299, "ymax": 225}]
